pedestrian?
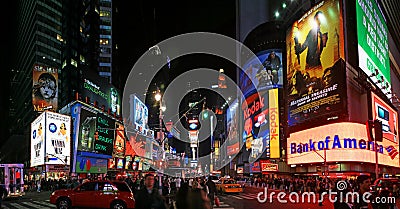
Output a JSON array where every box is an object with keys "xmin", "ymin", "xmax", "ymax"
[
  {"xmin": 175, "ymin": 182, "xmax": 190, "ymax": 209},
  {"xmin": 37, "ymin": 179, "xmax": 41, "ymax": 193},
  {"xmin": 188, "ymin": 188, "xmax": 211, "ymax": 209},
  {"xmin": 135, "ymin": 174, "xmax": 167, "ymax": 209},
  {"xmin": 0, "ymin": 184, "xmax": 7, "ymax": 208},
  {"xmin": 206, "ymin": 177, "xmax": 216, "ymax": 209},
  {"xmin": 333, "ymin": 180, "xmax": 352, "ymax": 209},
  {"xmin": 353, "ymin": 175, "xmax": 372, "ymax": 209}
]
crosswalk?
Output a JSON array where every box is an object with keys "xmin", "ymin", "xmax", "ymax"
[
  {"xmin": 213, "ymin": 200, "xmax": 235, "ymax": 209},
  {"xmin": 225, "ymin": 193, "xmax": 259, "ymax": 200},
  {"xmin": 2, "ymin": 199, "xmax": 56, "ymax": 209}
]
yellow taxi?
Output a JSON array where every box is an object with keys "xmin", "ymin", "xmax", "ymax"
[{"xmin": 216, "ymin": 178, "xmax": 243, "ymax": 193}]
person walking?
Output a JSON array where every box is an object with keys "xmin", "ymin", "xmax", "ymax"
[
  {"xmin": 0, "ymin": 184, "xmax": 7, "ymax": 208},
  {"xmin": 206, "ymin": 177, "xmax": 216, "ymax": 209},
  {"xmin": 135, "ymin": 174, "xmax": 167, "ymax": 209}
]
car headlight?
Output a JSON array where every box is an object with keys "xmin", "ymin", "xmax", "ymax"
[{"xmin": 51, "ymin": 192, "xmax": 55, "ymax": 196}]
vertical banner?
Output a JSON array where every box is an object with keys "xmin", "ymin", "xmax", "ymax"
[
  {"xmin": 77, "ymin": 108, "xmax": 97, "ymax": 152},
  {"xmin": 31, "ymin": 112, "xmax": 46, "ymax": 167},
  {"xmin": 371, "ymin": 92, "xmax": 399, "ymax": 143},
  {"xmin": 94, "ymin": 114, "xmax": 115, "ymax": 156},
  {"xmin": 286, "ymin": 0, "xmax": 346, "ymax": 130},
  {"xmin": 32, "ymin": 64, "xmax": 58, "ymax": 112},
  {"xmin": 45, "ymin": 112, "xmax": 71, "ymax": 165},
  {"xmin": 113, "ymin": 122, "xmax": 126, "ymax": 158},
  {"xmin": 356, "ymin": 0, "xmax": 390, "ymax": 93},
  {"xmin": 269, "ymin": 89, "xmax": 280, "ymax": 158}
]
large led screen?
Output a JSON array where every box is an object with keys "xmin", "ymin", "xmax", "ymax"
[
  {"xmin": 371, "ymin": 92, "xmax": 398, "ymax": 143},
  {"xmin": 240, "ymin": 49, "xmax": 283, "ymax": 97},
  {"xmin": 356, "ymin": 0, "xmax": 390, "ymax": 94},
  {"xmin": 287, "ymin": 122, "xmax": 399, "ymax": 167},
  {"xmin": 32, "ymin": 64, "xmax": 58, "ymax": 112},
  {"xmin": 45, "ymin": 112, "xmax": 71, "ymax": 165},
  {"xmin": 128, "ymin": 133, "xmax": 147, "ymax": 158},
  {"xmin": 77, "ymin": 108, "xmax": 97, "ymax": 152},
  {"xmin": 226, "ymin": 99, "xmax": 240, "ymax": 156},
  {"xmin": 129, "ymin": 94, "xmax": 149, "ymax": 135},
  {"xmin": 94, "ymin": 113, "xmax": 115, "ymax": 156},
  {"xmin": 286, "ymin": 0, "xmax": 346, "ymax": 129},
  {"xmin": 113, "ymin": 122, "xmax": 126, "ymax": 158},
  {"xmin": 31, "ymin": 112, "xmax": 45, "ymax": 167},
  {"xmin": 81, "ymin": 70, "xmax": 121, "ymax": 115},
  {"xmin": 242, "ymin": 92, "xmax": 270, "ymax": 163}
]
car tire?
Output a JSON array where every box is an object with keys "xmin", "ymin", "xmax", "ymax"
[
  {"xmin": 111, "ymin": 200, "xmax": 126, "ymax": 209},
  {"xmin": 57, "ymin": 197, "xmax": 71, "ymax": 209}
]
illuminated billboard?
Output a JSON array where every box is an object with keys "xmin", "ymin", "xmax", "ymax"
[
  {"xmin": 94, "ymin": 113, "xmax": 115, "ymax": 156},
  {"xmin": 128, "ymin": 133, "xmax": 147, "ymax": 158},
  {"xmin": 287, "ymin": 122, "xmax": 399, "ymax": 167},
  {"xmin": 356, "ymin": 0, "xmax": 390, "ymax": 94},
  {"xmin": 75, "ymin": 156, "xmax": 108, "ymax": 173},
  {"xmin": 113, "ymin": 122, "xmax": 126, "ymax": 158},
  {"xmin": 31, "ymin": 112, "xmax": 45, "ymax": 167},
  {"xmin": 129, "ymin": 94, "xmax": 149, "ymax": 135},
  {"xmin": 286, "ymin": 0, "xmax": 346, "ymax": 130},
  {"xmin": 77, "ymin": 108, "xmax": 97, "ymax": 152},
  {"xmin": 226, "ymin": 99, "xmax": 240, "ymax": 156},
  {"xmin": 371, "ymin": 92, "xmax": 398, "ymax": 142},
  {"xmin": 240, "ymin": 49, "xmax": 283, "ymax": 97},
  {"xmin": 31, "ymin": 112, "xmax": 71, "ymax": 167},
  {"xmin": 45, "ymin": 112, "xmax": 71, "ymax": 165},
  {"xmin": 81, "ymin": 70, "xmax": 121, "ymax": 115},
  {"xmin": 32, "ymin": 64, "xmax": 58, "ymax": 112},
  {"xmin": 242, "ymin": 92, "xmax": 270, "ymax": 163}
]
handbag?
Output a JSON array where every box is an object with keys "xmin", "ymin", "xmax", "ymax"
[{"xmin": 214, "ymin": 196, "xmax": 220, "ymax": 207}]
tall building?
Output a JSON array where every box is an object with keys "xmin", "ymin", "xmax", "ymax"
[
  {"xmin": 98, "ymin": 0, "xmax": 113, "ymax": 82},
  {"xmin": 10, "ymin": 0, "xmax": 63, "ymax": 135}
]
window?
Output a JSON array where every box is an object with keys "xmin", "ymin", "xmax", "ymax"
[
  {"xmin": 99, "ymin": 11, "xmax": 111, "ymax": 17},
  {"xmin": 112, "ymin": 182, "xmax": 131, "ymax": 192},
  {"xmin": 100, "ymin": 39, "xmax": 109, "ymax": 45},
  {"xmin": 80, "ymin": 182, "xmax": 97, "ymax": 191}
]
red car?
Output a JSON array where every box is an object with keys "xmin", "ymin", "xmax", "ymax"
[{"xmin": 50, "ymin": 180, "xmax": 135, "ymax": 209}]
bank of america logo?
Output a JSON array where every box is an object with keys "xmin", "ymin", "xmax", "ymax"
[{"xmin": 386, "ymin": 146, "xmax": 398, "ymax": 160}]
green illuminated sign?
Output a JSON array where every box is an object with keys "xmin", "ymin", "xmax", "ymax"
[{"xmin": 356, "ymin": 0, "xmax": 390, "ymax": 84}]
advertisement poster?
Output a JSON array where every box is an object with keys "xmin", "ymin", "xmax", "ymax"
[
  {"xmin": 129, "ymin": 133, "xmax": 146, "ymax": 157},
  {"xmin": 129, "ymin": 94, "xmax": 149, "ymax": 134},
  {"xmin": 31, "ymin": 112, "xmax": 45, "ymax": 167},
  {"xmin": 45, "ymin": 112, "xmax": 71, "ymax": 165},
  {"xmin": 76, "ymin": 156, "xmax": 108, "ymax": 173},
  {"xmin": 117, "ymin": 158, "xmax": 124, "ymax": 169},
  {"xmin": 286, "ymin": 0, "xmax": 346, "ymax": 130},
  {"xmin": 250, "ymin": 162, "xmax": 261, "ymax": 173},
  {"xmin": 240, "ymin": 49, "xmax": 283, "ymax": 97},
  {"xmin": 94, "ymin": 113, "xmax": 115, "ymax": 156},
  {"xmin": 125, "ymin": 156, "xmax": 132, "ymax": 170},
  {"xmin": 371, "ymin": 92, "xmax": 398, "ymax": 142},
  {"xmin": 260, "ymin": 160, "xmax": 279, "ymax": 172},
  {"xmin": 77, "ymin": 108, "xmax": 97, "ymax": 152},
  {"xmin": 287, "ymin": 122, "xmax": 400, "ymax": 167},
  {"xmin": 226, "ymin": 99, "xmax": 240, "ymax": 156},
  {"xmin": 81, "ymin": 70, "xmax": 121, "ymax": 115},
  {"xmin": 241, "ymin": 91, "xmax": 270, "ymax": 162},
  {"xmin": 32, "ymin": 64, "xmax": 58, "ymax": 112},
  {"xmin": 356, "ymin": 0, "xmax": 390, "ymax": 94},
  {"xmin": 113, "ymin": 122, "xmax": 126, "ymax": 158}
]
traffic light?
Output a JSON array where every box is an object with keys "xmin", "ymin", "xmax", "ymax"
[{"xmin": 366, "ymin": 119, "xmax": 383, "ymax": 142}]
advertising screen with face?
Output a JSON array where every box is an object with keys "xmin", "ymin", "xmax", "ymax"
[
  {"xmin": 32, "ymin": 64, "xmax": 58, "ymax": 112},
  {"xmin": 129, "ymin": 94, "xmax": 149, "ymax": 135},
  {"xmin": 129, "ymin": 133, "xmax": 146, "ymax": 157},
  {"xmin": 356, "ymin": 0, "xmax": 390, "ymax": 95},
  {"xmin": 31, "ymin": 112, "xmax": 45, "ymax": 167},
  {"xmin": 240, "ymin": 49, "xmax": 283, "ymax": 97},
  {"xmin": 371, "ymin": 92, "xmax": 398, "ymax": 143},
  {"xmin": 286, "ymin": 0, "xmax": 346, "ymax": 130},
  {"xmin": 226, "ymin": 99, "xmax": 240, "ymax": 156},
  {"xmin": 45, "ymin": 112, "xmax": 71, "ymax": 165},
  {"xmin": 241, "ymin": 91, "xmax": 270, "ymax": 162},
  {"xmin": 287, "ymin": 122, "xmax": 399, "ymax": 167}
]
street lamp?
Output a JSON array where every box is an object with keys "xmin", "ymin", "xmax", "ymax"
[{"xmin": 155, "ymin": 89, "xmax": 166, "ymax": 161}]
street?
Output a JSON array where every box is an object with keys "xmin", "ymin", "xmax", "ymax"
[{"xmin": 2, "ymin": 186, "xmax": 400, "ymax": 209}]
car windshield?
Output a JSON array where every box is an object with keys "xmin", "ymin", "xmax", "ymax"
[
  {"xmin": 112, "ymin": 182, "xmax": 132, "ymax": 192},
  {"xmin": 225, "ymin": 180, "xmax": 236, "ymax": 184}
]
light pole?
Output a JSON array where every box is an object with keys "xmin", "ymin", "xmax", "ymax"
[{"xmin": 155, "ymin": 89, "xmax": 166, "ymax": 161}]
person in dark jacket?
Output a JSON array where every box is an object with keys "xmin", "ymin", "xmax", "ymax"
[
  {"xmin": 206, "ymin": 178, "xmax": 216, "ymax": 209},
  {"xmin": 0, "ymin": 184, "xmax": 7, "ymax": 208},
  {"xmin": 135, "ymin": 174, "xmax": 166, "ymax": 209}
]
